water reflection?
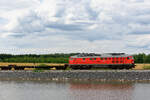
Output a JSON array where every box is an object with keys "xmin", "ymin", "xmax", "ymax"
[
  {"xmin": 69, "ymin": 82, "xmax": 134, "ymax": 100},
  {"xmin": 0, "ymin": 80, "xmax": 150, "ymax": 100},
  {"xmin": 0, "ymin": 80, "xmax": 70, "ymax": 100}
]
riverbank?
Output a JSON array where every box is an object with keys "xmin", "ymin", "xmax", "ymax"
[{"xmin": 0, "ymin": 70, "xmax": 150, "ymax": 81}]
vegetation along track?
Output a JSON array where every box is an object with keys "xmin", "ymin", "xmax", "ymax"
[{"xmin": 0, "ymin": 63, "xmax": 149, "ymax": 70}]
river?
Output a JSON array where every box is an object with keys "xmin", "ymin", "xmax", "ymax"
[{"xmin": 0, "ymin": 80, "xmax": 149, "ymax": 100}]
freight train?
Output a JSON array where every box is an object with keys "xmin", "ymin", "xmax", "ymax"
[
  {"xmin": 0, "ymin": 53, "xmax": 135, "ymax": 70},
  {"xmin": 69, "ymin": 53, "xmax": 135, "ymax": 69}
]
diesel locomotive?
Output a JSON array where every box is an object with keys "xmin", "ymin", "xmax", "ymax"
[{"xmin": 69, "ymin": 53, "xmax": 135, "ymax": 69}]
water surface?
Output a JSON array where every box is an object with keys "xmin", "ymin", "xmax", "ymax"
[{"xmin": 0, "ymin": 80, "xmax": 149, "ymax": 100}]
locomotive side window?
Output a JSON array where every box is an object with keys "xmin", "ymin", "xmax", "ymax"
[
  {"xmin": 90, "ymin": 58, "xmax": 92, "ymax": 60},
  {"xmin": 127, "ymin": 57, "xmax": 130, "ymax": 60},
  {"xmin": 83, "ymin": 58, "xmax": 85, "ymax": 60}
]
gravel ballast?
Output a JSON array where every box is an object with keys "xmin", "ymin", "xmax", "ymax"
[{"xmin": 0, "ymin": 70, "xmax": 150, "ymax": 81}]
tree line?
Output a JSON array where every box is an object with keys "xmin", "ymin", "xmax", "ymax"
[
  {"xmin": 0, "ymin": 53, "xmax": 79, "ymax": 63},
  {"xmin": 0, "ymin": 53, "xmax": 149, "ymax": 63},
  {"xmin": 133, "ymin": 53, "xmax": 150, "ymax": 63}
]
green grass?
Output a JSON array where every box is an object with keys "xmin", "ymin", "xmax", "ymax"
[
  {"xmin": 38, "ymin": 63, "xmax": 48, "ymax": 67},
  {"xmin": 33, "ymin": 69, "xmax": 44, "ymax": 72},
  {"xmin": 143, "ymin": 65, "xmax": 150, "ymax": 69},
  {"xmin": 66, "ymin": 67, "xmax": 72, "ymax": 70}
]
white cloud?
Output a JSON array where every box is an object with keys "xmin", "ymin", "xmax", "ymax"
[
  {"xmin": 0, "ymin": 0, "xmax": 150, "ymax": 54},
  {"xmin": 124, "ymin": 34, "xmax": 150, "ymax": 47}
]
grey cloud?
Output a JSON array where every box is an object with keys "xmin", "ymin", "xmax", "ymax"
[
  {"xmin": 13, "ymin": 9, "xmax": 88, "ymax": 36},
  {"xmin": 130, "ymin": 30, "xmax": 150, "ymax": 34},
  {"xmin": 134, "ymin": 16, "xmax": 150, "ymax": 25},
  {"xmin": 13, "ymin": 11, "xmax": 45, "ymax": 33},
  {"xmin": 46, "ymin": 23, "xmax": 83, "ymax": 31},
  {"xmin": 9, "ymin": 34, "xmax": 26, "ymax": 38},
  {"xmin": 55, "ymin": 7, "xmax": 66, "ymax": 17},
  {"xmin": 85, "ymin": 4, "xmax": 99, "ymax": 20},
  {"xmin": 128, "ymin": 23, "xmax": 150, "ymax": 35}
]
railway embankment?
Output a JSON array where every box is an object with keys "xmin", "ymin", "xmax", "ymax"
[{"xmin": 0, "ymin": 70, "xmax": 150, "ymax": 81}]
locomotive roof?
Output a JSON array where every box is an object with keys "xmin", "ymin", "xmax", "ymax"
[{"xmin": 71, "ymin": 53, "xmax": 131, "ymax": 58}]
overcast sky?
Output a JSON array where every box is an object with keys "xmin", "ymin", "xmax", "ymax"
[{"xmin": 0, "ymin": 0, "xmax": 150, "ymax": 54}]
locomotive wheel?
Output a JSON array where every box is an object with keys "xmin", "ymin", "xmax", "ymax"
[
  {"xmin": 118, "ymin": 66, "xmax": 124, "ymax": 69},
  {"xmin": 125, "ymin": 66, "xmax": 132, "ymax": 69},
  {"xmin": 80, "ymin": 65, "xmax": 90, "ymax": 69},
  {"xmin": 110, "ymin": 66, "xmax": 117, "ymax": 69},
  {"xmin": 125, "ymin": 66, "xmax": 130, "ymax": 69},
  {"xmin": 70, "ymin": 65, "xmax": 79, "ymax": 70},
  {"xmin": 70, "ymin": 65, "xmax": 91, "ymax": 70}
]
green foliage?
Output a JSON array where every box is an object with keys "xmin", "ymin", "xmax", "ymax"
[
  {"xmin": 143, "ymin": 66, "xmax": 150, "ymax": 69},
  {"xmin": 133, "ymin": 53, "xmax": 150, "ymax": 63},
  {"xmin": 0, "ymin": 53, "xmax": 78, "ymax": 63},
  {"xmin": 0, "ymin": 53, "xmax": 150, "ymax": 63}
]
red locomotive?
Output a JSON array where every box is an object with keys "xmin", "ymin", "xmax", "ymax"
[{"xmin": 69, "ymin": 53, "xmax": 135, "ymax": 69}]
